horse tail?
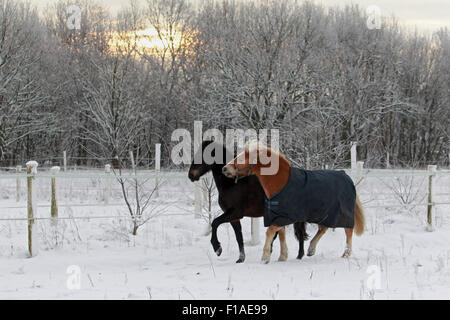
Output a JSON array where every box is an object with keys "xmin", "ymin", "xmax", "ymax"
[
  {"xmin": 354, "ymin": 194, "xmax": 365, "ymax": 236},
  {"xmin": 294, "ymin": 221, "xmax": 309, "ymax": 241}
]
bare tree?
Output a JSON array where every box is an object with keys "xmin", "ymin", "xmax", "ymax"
[
  {"xmin": 0, "ymin": 0, "xmax": 448, "ymax": 169},
  {"xmin": 113, "ymin": 154, "xmax": 165, "ymax": 235},
  {"xmin": 0, "ymin": 0, "xmax": 48, "ymax": 163}
]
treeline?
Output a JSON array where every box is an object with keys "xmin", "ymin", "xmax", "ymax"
[{"xmin": 0, "ymin": 0, "xmax": 448, "ymax": 169}]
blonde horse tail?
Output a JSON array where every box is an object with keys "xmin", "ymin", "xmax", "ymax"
[{"xmin": 354, "ymin": 194, "xmax": 365, "ymax": 236}]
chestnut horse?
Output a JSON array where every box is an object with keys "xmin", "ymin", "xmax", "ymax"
[
  {"xmin": 188, "ymin": 140, "xmax": 308, "ymax": 263},
  {"xmin": 222, "ymin": 140, "xmax": 365, "ymax": 263}
]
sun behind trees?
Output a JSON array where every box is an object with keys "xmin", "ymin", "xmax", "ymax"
[{"xmin": 0, "ymin": 0, "xmax": 448, "ymax": 169}]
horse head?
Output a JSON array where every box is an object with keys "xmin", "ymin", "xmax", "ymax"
[
  {"xmin": 222, "ymin": 140, "xmax": 290, "ymax": 197},
  {"xmin": 222, "ymin": 140, "xmax": 286, "ymax": 179},
  {"xmin": 188, "ymin": 140, "xmax": 232, "ymax": 181}
]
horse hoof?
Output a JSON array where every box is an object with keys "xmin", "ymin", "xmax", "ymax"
[
  {"xmin": 297, "ymin": 253, "xmax": 304, "ymax": 260},
  {"xmin": 278, "ymin": 256, "xmax": 288, "ymax": 262},
  {"xmin": 261, "ymin": 254, "xmax": 271, "ymax": 264},
  {"xmin": 236, "ymin": 253, "xmax": 245, "ymax": 263},
  {"xmin": 307, "ymin": 249, "xmax": 315, "ymax": 256},
  {"xmin": 342, "ymin": 251, "xmax": 351, "ymax": 258},
  {"xmin": 215, "ymin": 247, "xmax": 222, "ymax": 256}
]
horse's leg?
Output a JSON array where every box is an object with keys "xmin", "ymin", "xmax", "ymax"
[
  {"xmin": 270, "ymin": 232, "xmax": 278, "ymax": 254},
  {"xmin": 307, "ymin": 225, "xmax": 328, "ymax": 256},
  {"xmin": 262, "ymin": 226, "xmax": 282, "ymax": 264},
  {"xmin": 278, "ymin": 227, "xmax": 288, "ymax": 261},
  {"xmin": 230, "ymin": 220, "xmax": 245, "ymax": 263},
  {"xmin": 294, "ymin": 222, "xmax": 307, "ymax": 260},
  {"xmin": 210, "ymin": 209, "xmax": 235, "ymax": 256},
  {"xmin": 342, "ymin": 228, "xmax": 353, "ymax": 258}
]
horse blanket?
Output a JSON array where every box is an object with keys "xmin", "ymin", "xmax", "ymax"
[{"xmin": 263, "ymin": 167, "xmax": 356, "ymax": 228}]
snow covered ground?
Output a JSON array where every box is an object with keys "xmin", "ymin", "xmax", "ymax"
[{"xmin": 0, "ymin": 169, "xmax": 449, "ymax": 299}]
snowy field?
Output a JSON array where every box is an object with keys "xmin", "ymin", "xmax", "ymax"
[{"xmin": 0, "ymin": 168, "xmax": 449, "ymax": 300}]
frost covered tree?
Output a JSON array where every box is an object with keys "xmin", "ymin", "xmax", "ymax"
[
  {"xmin": 0, "ymin": 0, "xmax": 448, "ymax": 169},
  {"xmin": 0, "ymin": 0, "xmax": 47, "ymax": 163}
]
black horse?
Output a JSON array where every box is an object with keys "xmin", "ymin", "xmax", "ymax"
[{"xmin": 188, "ymin": 140, "xmax": 307, "ymax": 263}]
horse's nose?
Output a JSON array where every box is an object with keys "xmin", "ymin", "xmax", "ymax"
[
  {"xmin": 188, "ymin": 169, "xmax": 200, "ymax": 181},
  {"xmin": 222, "ymin": 166, "xmax": 232, "ymax": 177}
]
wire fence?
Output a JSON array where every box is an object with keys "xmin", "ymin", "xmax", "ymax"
[
  {"xmin": 1, "ymin": 163, "xmax": 449, "ymax": 258},
  {"xmin": 0, "ymin": 169, "xmax": 204, "ymax": 222},
  {"xmin": 0, "ymin": 167, "xmax": 449, "ymax": 219}
]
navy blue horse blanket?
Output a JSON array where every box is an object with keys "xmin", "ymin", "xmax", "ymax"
[{"xmin": 264, "ymin": 167, "xmax": 356, "ymax": 228}]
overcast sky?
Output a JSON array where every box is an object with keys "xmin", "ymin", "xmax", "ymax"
[{"xmin": 35, "ymin": 0, "xmax": 450, "ymax": 33}]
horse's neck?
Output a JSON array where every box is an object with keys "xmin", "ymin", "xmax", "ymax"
[
  {"xmin": 210, "ymin": 148, "xmax": 235, "ymax": 189},
  {"xmin": 201, "ymin": 147, "xmax": 234, "ymax": 190},
  {"xmin": 256, "ymin": 159, "xmax": 291, "ymax": 199},
  {"xmin": 211, "ymin": 164, "xmax": 233, "ymax": 190}
]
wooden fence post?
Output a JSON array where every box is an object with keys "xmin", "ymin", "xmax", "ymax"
[
  {"xmin": 427, "ymin": 165, "xmax": 437, "ymax": 232},
  {"xmin": 16, "ymin": 165, "xmax": 21, "ymax": 202},
  {"xmin": 251, "ymin": 218, "xmax": 260, "ymax": 245},
  {"xmin": 305, "ymin": 152, "xmax": 310, "ymax": 170},
  {"xmin": 357, "ymin": 161, "xmax": 364, "ymax": 176},
  {"xmin": 351, "ymin": 142, "xmax": 357, "ymax": 170},
  {"xmin": 63, "ymin": 151, "xmax": 67, "ymax": 172},
  {"xmin": 202, "ymin": 176, "xmax": 209, "ymax": 204},
  {"xmin": 50, "ymin": 166, "xmax": 60, "ymax": 225},
  {"xmin": 104, "ymin": 164, "xmax": 111, "ymax": 204},
  {"xmin": 155, "ymin": 144, "xmax": 161, "ymax": 197},
  {"xmin": 26, "ymin": 161, "xmax": 39, "ymax": 257},
  {"xmin": 129, "ymin": 151, "xmax": 135, "ymax": 170},
  {"xmin": 386, "ymin": 152, "xmax": 390, "ymax": 169}
]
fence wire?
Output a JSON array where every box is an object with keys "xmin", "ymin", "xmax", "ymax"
[{"xmin": 0, "ymin": 168, "xmax": 449, "ymax": 223}]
